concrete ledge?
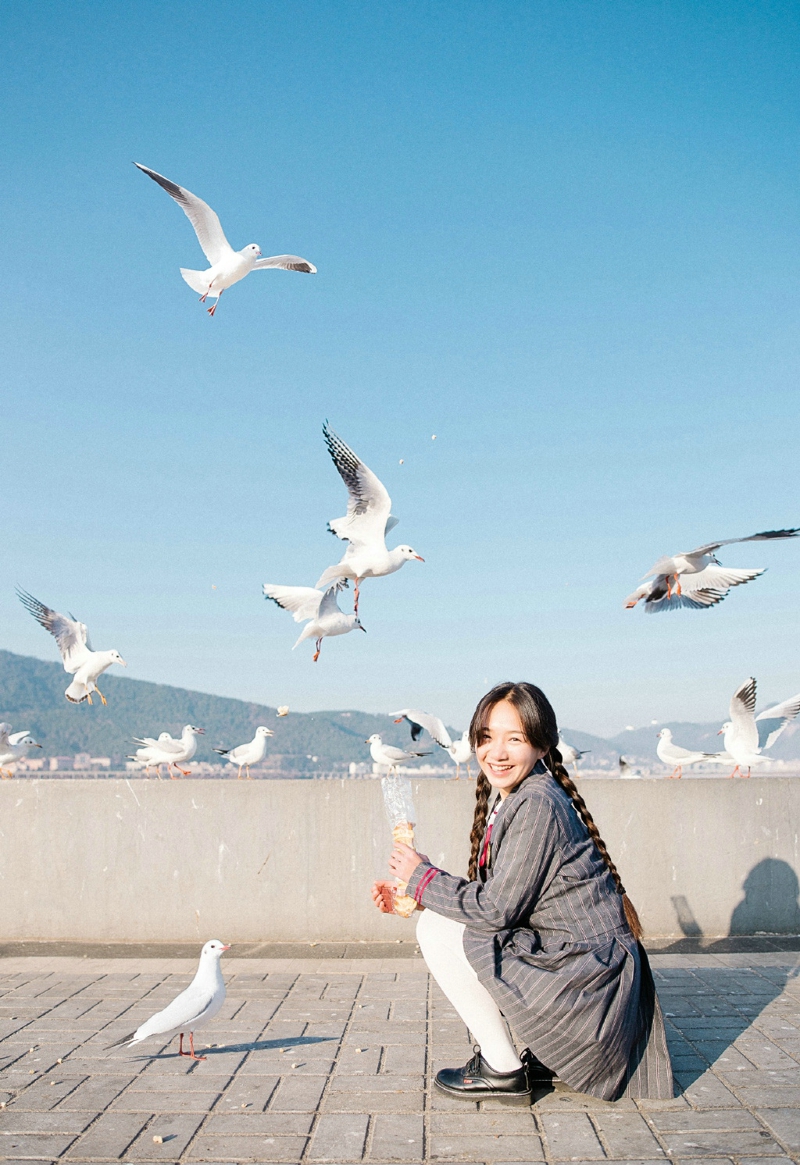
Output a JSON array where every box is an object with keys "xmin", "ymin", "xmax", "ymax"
[{"xmin": 2, "ymin": 777, "xmax": 800, "ymax": 942}]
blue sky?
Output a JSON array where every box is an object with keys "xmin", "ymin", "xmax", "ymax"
[{"xmin": 2, "ymin": 1, "xmax": 799, "ymax": 736}]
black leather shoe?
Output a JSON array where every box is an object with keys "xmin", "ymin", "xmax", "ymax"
[
  {"xmin": 434, "ymin": 1045, "xmax": 532, "ymax": 1104},
  {"xmin": 521, "ymin": 1047, "xmax": 555, "ymax": 1089}
]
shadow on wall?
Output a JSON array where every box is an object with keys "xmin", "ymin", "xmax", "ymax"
[{"xmin": 658, "ymin": 860, "xmax": 800, "ymax": 1094}]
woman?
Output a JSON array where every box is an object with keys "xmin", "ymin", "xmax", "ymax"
[{"xmin": 371, "ymin": 681, "xmax": 673, "ymax": 1102}]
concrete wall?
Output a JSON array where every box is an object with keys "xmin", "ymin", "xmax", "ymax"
[{"xmin": 2, "ymin": 778, "xmax": 799, "ymax": 943}]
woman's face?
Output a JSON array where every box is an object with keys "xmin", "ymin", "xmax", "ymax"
[{"xmin": 476, "ymin": 700, "xmax": 546, "ymax": 798}]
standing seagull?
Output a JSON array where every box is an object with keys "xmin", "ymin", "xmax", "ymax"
[
  {"xmin": 316, "ymin": 423, "xmax": 424, "ymax": 614},
  {"xmin": 213, "ymin": 726, "xmax": 275, "ymax": 780},
  {"xmin": 0, "ymin": 726, "xmax": 42, "ymax": 779},
  {"xmin": 718, "ymin": 678, "xmax": 800, "ymax": 778},
  {"xmin": 107, "ymin": 939, "xmax": 229, "ymax": 1060},
  {"xmin": 619, "ymin": 756, "xmax": 643, "ymax": 779},
  {"xmin": 625, "ymin": 528, "xmax": 799, "ymax": 612},
  {"xmin": 128, "ymin": 726, "xmax": 205, "ymax": 779},
  {"xmin": 17, "ymin": 590, "xmax": 126, "ymax": 704},
  {"xmin": 557, "ymin": 737, "xmax": 590, "ymax": 771},
  {"xmin": 366, "ymin": 734, "xmax": 431, "ymax": 774},
  {"xmin": 134, "ymin": 164, "xmax": 316, "ymax": 316},
  {"xmin": 656, "ymin": 728, "xmax": 715, "ymax": 779},
  {"xmin": 392, "ymin": 709, "xmax": 473, "ymax": 779},
  {"xmin": 263, "ymin": 583, "xmax": 365, "ymax": 661}
]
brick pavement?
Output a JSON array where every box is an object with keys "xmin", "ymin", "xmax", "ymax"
[{"xmin": 0, "ymin": 951, "xmax": 799, "ymax": 1163}]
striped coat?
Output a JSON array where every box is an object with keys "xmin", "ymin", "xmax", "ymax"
[{"xmin": 406, "ymin": 766, "xmax": 673, "ymax": 1100}]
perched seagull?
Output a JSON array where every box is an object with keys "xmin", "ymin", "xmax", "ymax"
[
  {"xmin": 0, "ymin": 725, "xmax": 41, "ymax": 779},
  {"xmin": 17, "ymin": 590, "xmax": 126, "ymax": 704},
  {"xmin": 134, "ymin": 163, "xmax": 316, "ymax": 316},
  {"xmin": 619, "ymin": 756, "xmax": 643, "ymax": 779},
  {"xmin": 392, "ymin": 709, "xmax": 473, "ymax": 779},
  {"xmin": 367, "ymin": 733, "xmax": 431, "ymax": 774},
  {"xmin": 213, "ymin": 726, "xmax": 275, "ymax": 780},
  {"xmin": 557, "ymin": 736, "xmax": 590, "ymax": 771},
  {"xmin": 107, "ymin": 939, "xmax": 229, "ymax": 1060},
  {"xmin": 625, "ymin": 528, "xmax": 799, "ymax": 612},
  {"xmin": 656, "ymin": 728, "xmax": 715, "ymax": 779},
  {"xmin": 263, "ymin": 583, "xmax": 365, "ymax": 661},
  {"xmin": 315, "ymin": 423, "xmax": 424, "ymax": 614},
  {"xmin": 128, "ymin": 726, "xmax": 205, "ymax": 779},
  {"xmin": 718, "ymin": 677, "xmax": 800, "ymax": 778}
]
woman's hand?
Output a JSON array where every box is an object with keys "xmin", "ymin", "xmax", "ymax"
[
  {"xmin": 388, "ymin": 841, "xmax": 424, "ymax": 883},
  {"xmin": 371, "ymin": 880, "xmax": 397, "ymax": 914}
]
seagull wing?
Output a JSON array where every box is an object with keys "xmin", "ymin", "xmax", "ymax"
[
  {"xmin": 318, "ymin": 586, "xmax": 344, "ymax": 620},
  {"xmin": 134, "ymin": 163, "xmax": 234, "ymax": 266},
  {"xmin": 756, "ymin": 692, "xmax": 800, "ymax": 750},
  {"xmin": 17, "ymin": 589, "xmax": 90, "ymax": 673},
  {"xmin": 640, "ymin": 580, "xmax": 729, "ymax": 613},
  {"xmin": 263, "ymin": 585, "xmax": 323, "ymax": 624},
  {"xmin": 688, "ymin": 528, "xmax": 800, "ymax": 557},
  {"xmin": 8, "ymin": 731, "xmax": 31, "ymax": 745},
  {"xmin": 678, "ymin": 565, "xmax": 765, "ymax": 593},
  {"xmin": 134, "ymin": 983, "xmax": 216, "ymax": 1040},
  {"xmin": 398, "ymin": 709, "xmax": 452, "ymax": 749},
  {"xmin": 322, "ymin": 422, "xmax": 393, "ymax": 548},
  {"xmin": 0, "ymin": 724, "xmax": 10, "ymax": 751},
  {"xmin": 730, "ymin": 677, "xmax": 759, "ymax": 753},
  {"xmin": 253, "ymin": 254, "xmax": 317, "ymax": 273}
]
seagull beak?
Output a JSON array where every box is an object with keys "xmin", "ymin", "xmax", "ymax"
[
  {"xmin": 359, "ymin": 624, "xmax": 367, "ymax": 632},
  {"xmin": 33, "ymin": 743, "xmax": 42, "ymax": 748},
  {"xmin": 413, "ymin": 555, "xmax": 425, "ymax": 562},
  {"xmin": 118, "ymin": 657, "xmax": 128, "ymax": 667},
  {"xmin": 393, "ymin": 718, "xmax": 404, "ymax": 724},
  {"xmin": 197, "ymin": 728, "xmax": 206, "ymax": 735},
  {"xmin": 717, "ymin": 729, "xmax": 724, "ymax": 735},
  {"xmin": 221, "ymin": 943, "xmax": 231, "ymax": 952},
  {"xmin": 365, "ymin": 739, "xmax": 371, "ymax": 744}
]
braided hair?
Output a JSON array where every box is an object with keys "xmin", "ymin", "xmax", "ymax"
[{"xmin": 466, "ymin": 681, "xmax": 642, "ymax": 942}]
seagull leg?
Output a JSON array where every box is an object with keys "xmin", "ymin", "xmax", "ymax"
[
  {"xmin": 666, "ymin": 577, "xmax": 672, "ymax": 600},
  {"xmin": 237, "ymin": 765, "xmax": 243, "ymax": 780},
  {"xmin": 676, "ymin": 576, "xmax": 682, "ymax": 597},
  {"xmin": 168, "ymin": 764, "xmax": 180, "ymax": 780},
  {"xmin": 95, "ymin": 686, "xmax": 108, "ymax": 706},
  {"xmin": 670, "ymin": 765, "xmax": 682, "ymax": 779},
  {"xmin": 353, "ymin": 579, "xmax": 361, "ymax": 615},
  {"xmin": 743, "ymin": 767, "xmax": 751, "ymax": 778},
  {"xmin": 188, "ymin": 1032, "xmax": 206, "ymax": 1061},
  {"xmin": 313, "ymin": 637, "xmax": 323, "ymax": 662},
  {"xmin": 85, "ymin": 693, "xmax": 93, "ymax": 705},
  {"xmin": 207, "ymin": 290, "xmax": 223, "ymax": 317},
  {"xmin": 200, "ymin": 285, "xmax": 212, "ymax": 303},
  {"xmin": 176, "ymin": 766, "xmax": 191, "ymax": 776},
  {"xmin": 246, "ymin": 765, "xmax": 252, "ymax": 780},
  {"xmin": 728, "ymin": 765, "xmax": 741, "ymax": 779}
]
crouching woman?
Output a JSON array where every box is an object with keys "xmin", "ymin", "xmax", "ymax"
[{"xmin": 371, "ymin": 681, "xmax": 673, "ymax": 1103}]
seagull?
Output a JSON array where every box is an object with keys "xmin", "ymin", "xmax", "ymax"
[
  {"xmin": 625, "ymin": 528, "xmax": 799, "ymax": 612},
  {"xmin": 107, "ymin": 939, "xmax": 229, "ymax": 1060},
  {"xmin": 315, "ymin": 423, "xmax": 424, "ymax": 614},
  {"xmin": 0, "ymin": 725, "xmax": 42, "ymax": 779},
  {"xmin": 656, "ymin": 728, "xmax": 716, "ymax": 779},
  {"xmin": 134, "ymin": 163, "xmax": 316, "ymax": 316},
  {"xmin": 277, "ymin": 706, "xmax": 290, "ymax": 717},
  {"xmin": 263, "ymin": 582, "xmax": 365, "ymax": 661},
  {"xmin": 128, "ymin": 726, "xmax": 205, "ymax": 779},
  {"xmin": 718, "ymin": 677, "xmax": 800, "ymax": 778},
  {"xmin": 366, "ymin": 733, "xmax": 431, "ymax": 774},
  {"xmin": 17, "ymin": 590, "xmax": 126, "ymax": 704},
  {"xmin": 213, "ymin": 726, "xmax": 275, "ymax": 780},
  {"xmin": 557, "ymin": 736, "xmax": 590, "ymax": 771},
  {"xmin": 619, "ymin": 756, "xmax": 643, "ymax": 779},
  {"xmin": 392, "ymin": 709, "xmax": 473, "ymax": 779}
]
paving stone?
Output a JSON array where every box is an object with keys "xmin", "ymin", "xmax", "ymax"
[
  {"xmin": 188, "ymin": 1133, "xmax": 309, "ymax": 1161},
  {"xmin": 0, "ymin": 1109, "xmax": 93, "ymax": 1133},
  {"xmin": 65, "ymin": 1112, "xmax": 149, "ymax": 1159},
  {"xmin": 369, "ymin": 1113, "xmax": 424, "ymax": 1160},
  {"xmin": 322, "ymin": 1089, "xmax": 423, "ymax": 1112},
  {"xmin": 0, "ymin": 1130, "xmax": 79, "ymax": 1157},
  {"xmin": 110, "ymin": 1090, "xmax": 223, "ymax": 1112},
  {"xmin": 660, "ymin": 1129, "xmax": 784, "ymax": 1156},
  {"xmin": 308, "ymin": 1112, "xmax": 369, "ymax": 1161},
  {"xmin": 755, "ymin": 1106, "xmax": 800, "ymax": 1151},
  {"xmin": 651, "ymin": 1107, "xmax": 761, "ymax": 1130},
  {"xmin": 540, "ymin": 1111, "xmax": 604, "ymax": 1158},
  {"xmin": 592, "ymin": 1110, "xmax": 666, "ymax": 1157},
  {"xmin": 125, "ymin": 1113, "xmax": 204, "ymax": 1159},
  {"xmin": 203, "ymin": 1113, "xmax": 313, "ymax": 1135},
  {"xmin": 330, "ymin": 1073, "xmax": 423, "ymax": 1092},
  {"xmin": 268, "ymin": 1074, "xmax": 327, "ymax": 1111},
  {"xmin": 430, "ymin": 1133, "xmax": 544, "ymax": 1160}
]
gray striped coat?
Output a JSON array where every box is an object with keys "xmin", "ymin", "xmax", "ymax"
[{"xmin": 406, "ymin": 766, "xmax": 673, "ymax": 1100}]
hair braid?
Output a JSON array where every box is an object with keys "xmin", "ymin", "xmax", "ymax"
[
  {"xmin": 467, "ymin": 769, "xmax": 491, "ymax": 881},
  {"xmin": 547, "ymin": 747, "xmax": 643, "ymax": 942}
]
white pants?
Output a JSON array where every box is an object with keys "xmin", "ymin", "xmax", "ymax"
[{"xmin": 416, "ymin": 908, "xmax": 522, "ymax": 1072}]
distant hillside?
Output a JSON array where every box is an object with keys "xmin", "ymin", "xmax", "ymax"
[{"xmin": 0, "ymin": 650, "xmax": 433, "ymax": 768}]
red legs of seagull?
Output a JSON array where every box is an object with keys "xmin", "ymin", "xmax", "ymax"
[
  {"xmin": 94, "ymin": 686, "xmax": 108, "ymax": 706},
  {"xmin": 353, "ymin": 579, "xmax": 362, "ymax": 616},
  {"xmin": 0, "ymin": 768, "xmax": 13, "ymax": 780},
  {"xmin": 207, "ymin": 290, "xmax": 223, "ymax": 317},
  {"xmin": 178, "ymin": 1032, "xmax": 206, "ymax": 1061},
  {"xmin": 237, "ymin": 765, "xmax": 244, "ymax": 781},
  {"xmin": 313, "ymin": 637, "xmax": 323, "ymax": 662},
  {"xmin": 728, "ymin": 765, "xmax": 741, "ymax": 779},
  {"xmin": 670, "ymin": 765, "xmax": 683, "ymax": 779}
]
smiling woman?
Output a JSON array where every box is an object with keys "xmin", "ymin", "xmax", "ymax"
[{"xmin": 372, "ymin": 681, "xmax": 673, "ymax": 1103}]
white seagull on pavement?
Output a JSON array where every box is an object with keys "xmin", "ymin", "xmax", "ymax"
[
  {"xmin": 263, "ymin": 583, "xmax": 365, "ymax": 661},
  {"xmin": 718, "ymin": 677, "xmax": 800, "ymax": 778},
  {"xmin": 557, "ymin": 736, "xmax": 590, "ymax": 771},
  {"xmin": 392, "ymin": 709, "xmax": 473, "ymax": 779},
  {"xmin": 134, "ymin": 164, "xmax": 316, "ymax": 316},
  {"xmin": 625, "ymin": 528, "xmax": 799, "ymax": 612},
  {"xmin": 315, "ymin": 423, "xmax": 424, "ymax": 614},
  {"xmin": 128, "ymin": 725, "xmax": 205, "ymax": 779},
  {"xmin": 107, "ymin": 939, "xmax": 229, "ymax": 1060},
  {"xmin": 213, "ymin": 726, "xmax": 275, "ymax": 780},
  {"xmin": 0, "ymin": 725, "xmax": 42, "ymax": 779},
  {"xmin": 656, "ymin": 728, "xmax": 715, "ymax": 779},
  {"xmin": 366, "ymin": 733, "xmax": 431, "ymax": 775},
  {"xmin": 17, "ymin": 590, "xmax": 126, "ymax": 705}
]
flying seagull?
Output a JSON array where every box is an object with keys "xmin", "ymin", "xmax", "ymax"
[
  {"xmin": 656, "ymin": 728, "xmax": 715, "ymax": 779},
  {"xmin": 213, "ymin": 726, "xmax": 275, "ymax": 780},
  {"xmin": 107, "ymin": 939, "xmax": 229, "ymax": 1060},
  {"xmin": 366, "ymin": 733, "xmax": 431, "ymax": 775},
  {"xmin": 263, "ymin": 582, "xmax": 365, "ymax": 661},
  {"xmin": 134, "ymin": 163, "xmax": 316, "ymax": 316},
  {"xmin": 625, "ymin": 528, "xmax": 799, "ymax": 612},
  {"xmin": 17, "ymin": 589, "xmax": 126, "ymax": 704},
  {"xmin": 392, "ymin": 709, "xmax": 473, "ymax": 779},
  {"xmin": 316, "ymin": 423, "xmax": 424, "ymax": 614},
  {"xmin": 718, "ymin": 677, "xmax": 800, "ymax": 778}
]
